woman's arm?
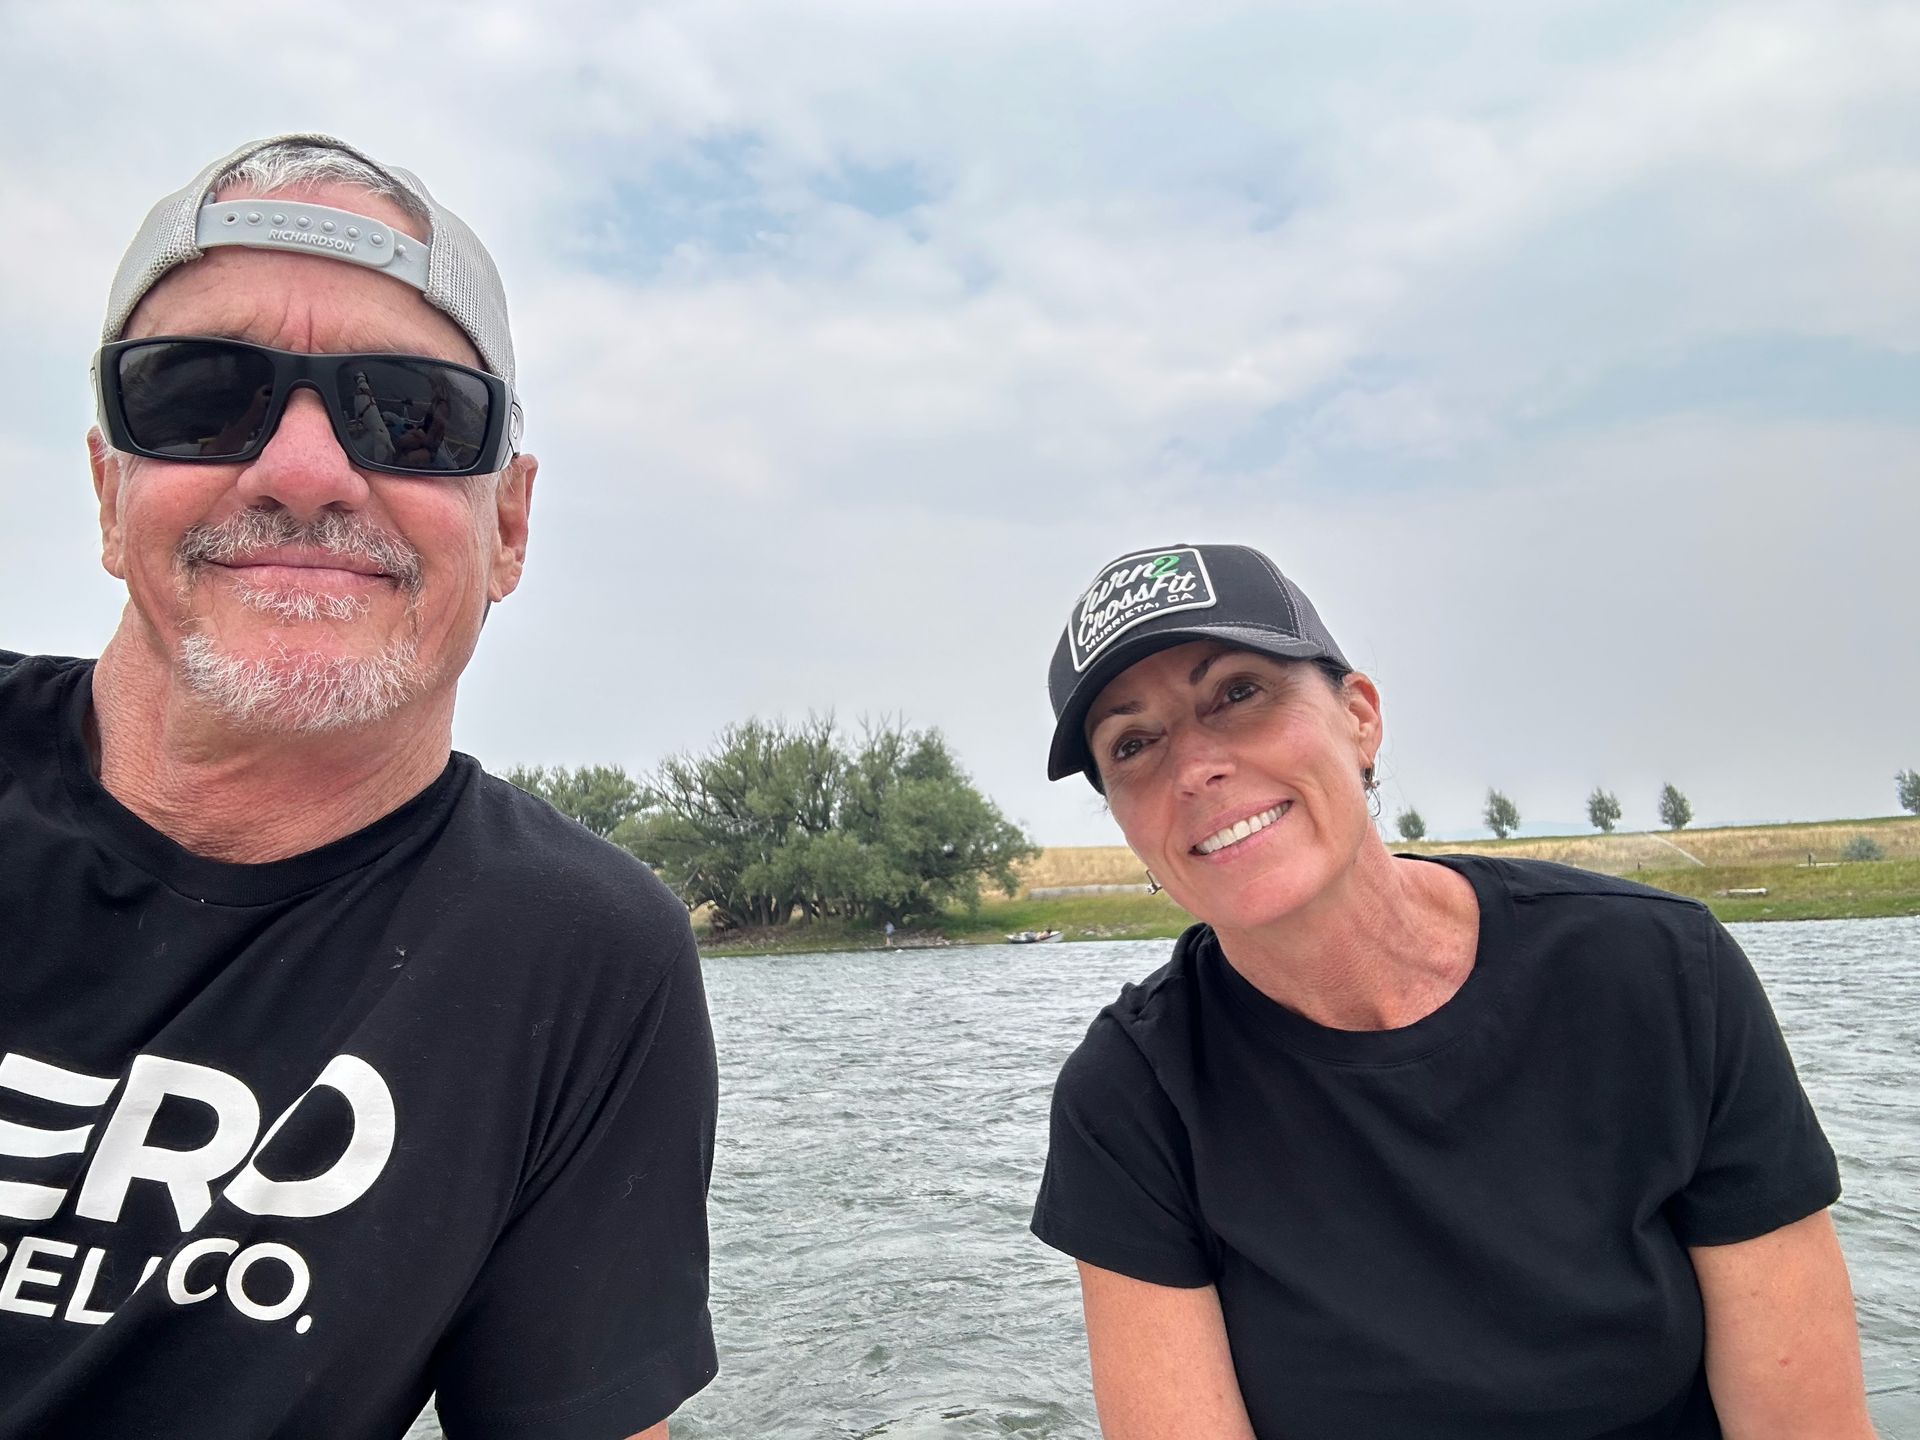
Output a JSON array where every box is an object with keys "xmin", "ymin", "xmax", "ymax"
[
  {"xmin": 1691, "ymin": 1210, "xmax": 1876, "ymax": 1439},
  {"xmin": 1078, "ymin": 1262, "xmax": 1258, "ymax": 1440}
]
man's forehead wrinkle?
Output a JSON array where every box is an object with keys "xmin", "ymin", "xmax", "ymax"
[{"xmin": 125, "ymin": 251, "xmax": 480, "ymax": 368}]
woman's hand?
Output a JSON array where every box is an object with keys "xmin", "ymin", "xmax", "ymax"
[
  {"xmin": 1078, "ymin": 1262, "xmax": 1258, "ymax": 1439},
  {"xmin": 1692, "ymin": 1209, "xmax": 1877, "ymax": 1439}
]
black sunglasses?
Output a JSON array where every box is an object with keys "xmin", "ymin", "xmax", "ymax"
[{"xmin": 94, "ymin": 336, "xmax": 521, "ymax": 478}]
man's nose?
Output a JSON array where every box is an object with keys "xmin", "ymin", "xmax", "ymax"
[{"xmin": 235, "ymin": 387, "xmax": 369, "ymax": 515}]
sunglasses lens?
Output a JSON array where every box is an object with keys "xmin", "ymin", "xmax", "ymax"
[
  {"xmin": 116, "ymin": 341, "xmax": 277, "ymax": 459},
  {"xmin": 335, "ymin": 358, "xmax": 494, "ymax": 474}
]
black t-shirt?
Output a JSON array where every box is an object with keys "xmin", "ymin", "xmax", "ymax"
[
  {"xmin": 0, "ymin": 654, "xmax": 719, "ymax": 1439},
  {"xmin": 1031, "ymin": 854, "xmax": 1840, "ymax": 1440}
]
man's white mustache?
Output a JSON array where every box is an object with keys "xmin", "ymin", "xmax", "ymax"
[{"xmin": 175, "ymin": 508, "xmax": 423, "ymax": 592}]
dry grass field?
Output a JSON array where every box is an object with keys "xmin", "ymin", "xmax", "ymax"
[{"xmin": 1019, "ymin": 816, "xmax": 1920, "ymax": 891}]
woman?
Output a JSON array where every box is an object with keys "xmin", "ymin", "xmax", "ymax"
[{"xmin": 1030, "ymin": 543, "xmax": 1875, "ymax": 1439}]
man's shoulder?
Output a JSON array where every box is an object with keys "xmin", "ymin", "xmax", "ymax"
[
  {"xmin": 0, "ymin": 653, "xmax": 93, "ymax": 769},
  {"xmin": 0, "ymin": 650, "xmax": 92, "ymax": 686},
  {"xmin": 446, "ymin": 765, "xmax": 691, "ymax": 947}
]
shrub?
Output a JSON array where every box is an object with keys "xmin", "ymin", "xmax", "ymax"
[{"xmin": 1842, "ymin": 834, "xmax": 1886, "ymax": 863}]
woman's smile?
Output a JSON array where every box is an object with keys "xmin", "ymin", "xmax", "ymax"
[{"xmin": 1192, "ymin": 800, "xmax": 1292, "ymax": 856}]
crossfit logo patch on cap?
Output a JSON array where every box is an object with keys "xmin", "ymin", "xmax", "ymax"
[{"xmin": 1070, "ymin": 547, "xmax": 1217, "ymax": 672}]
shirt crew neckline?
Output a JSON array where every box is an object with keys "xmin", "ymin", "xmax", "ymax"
[
  {"xmin": 1198, "ymin": 853, "xmax": 1517, "ymax": 1066},
  {"xmin": 56, "ymin": 658, "xmax": 470, "ymax": 907}
]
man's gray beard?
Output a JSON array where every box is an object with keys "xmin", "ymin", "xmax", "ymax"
[
  {"xmin": 228, "ymin": 578, "xmax": 370, "ymax": 624},
  {"xmin": 177, "ymin": 630, "xmax": 431, "ymax": 733},
  {"xmin": 171, "ymin": 506, "xmax": 433, "ymax": 734}
]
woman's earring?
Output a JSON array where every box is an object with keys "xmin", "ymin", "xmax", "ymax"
[
  {"xmin": 1362, "ymin": 764, "xmax": 1382, "ymax": 819},
  {"xmin": 1145, "ymin": 869, "xmax": 1163, "ymax": 896}
]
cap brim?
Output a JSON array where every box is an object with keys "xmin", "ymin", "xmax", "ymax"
[{"xmin": 1046, "ymin": 623, "xmax": 1333, "ymax": 783}]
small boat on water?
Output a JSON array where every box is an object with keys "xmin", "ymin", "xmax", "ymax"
[{"xmin": 1007, "ymin": 929, "xmax": 1063, "ymax": 945}]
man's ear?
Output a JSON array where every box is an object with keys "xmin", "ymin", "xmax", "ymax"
[
  {"xmin": 90, "ymin": 427, "xmax": 130, "ymax": 580},
  {"xmin": 488, "ymin": 451, "xmax": 537, "ymax": 603}
]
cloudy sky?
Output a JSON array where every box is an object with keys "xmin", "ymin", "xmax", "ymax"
[{"xmin": 3, "ymin": 1, "xmax": 1914, "ymax": 846}]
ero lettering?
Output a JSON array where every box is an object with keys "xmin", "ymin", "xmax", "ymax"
[{"xmin": 0, "ymin": 1051, "xmax": 396, "ymax": 1229}]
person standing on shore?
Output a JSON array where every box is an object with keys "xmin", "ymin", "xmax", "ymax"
[
  {"xmin": 1030, "ymin": 543, "xmax": 1874, "ymax": 1437},
  {"xmin": 0, "ymin": 135, "xmax": 717, "ymax": 1439}
]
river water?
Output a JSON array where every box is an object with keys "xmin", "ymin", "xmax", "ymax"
[{"xmin": 415, "ymin": 916, "xmax": 1920, "ymax": 1438}]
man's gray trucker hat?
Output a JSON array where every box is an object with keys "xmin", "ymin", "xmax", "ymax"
[
  {"xmin": 1046, "ymin": 543, "xmax": 1351, "ymax": 786},
  {"xmin": 101, "ymin": 133, "xmax": 518, "ymax": 386}
]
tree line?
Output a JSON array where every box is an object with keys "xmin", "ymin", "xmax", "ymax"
[
  {"xmin": 506, "ymin": 741, "xmax": 1920, "ymax": 909},
  {"xmin": 504, "ymin": 717, "xmax": 1037, "ymax": 932},
  {"xmin": 1396, "ymin": 770, "xmax": 1920, "ymax": 843}
]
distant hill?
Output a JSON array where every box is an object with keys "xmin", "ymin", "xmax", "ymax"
[{"xmin": 1020, "ymin": 816, "xmax": 1920, "ymax": 890}]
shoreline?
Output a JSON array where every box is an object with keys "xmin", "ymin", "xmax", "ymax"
[
  {"xmin": 699, "ymin": 816, "xmax": 1920, "ymax": 955},
  {"xmin": 701, "ymin": 893, "xmax": 1919, "ymax": 958}
]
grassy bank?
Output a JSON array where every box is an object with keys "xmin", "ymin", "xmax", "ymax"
[
  {"xmin": 696, "ymin": 818, "xmax": 1920, "ymax": 955},
  {"xmin": 697, "ymin": 892, "xmax": 1193, "ymax": 956},
  {"xmin": 1604, "ymin": 857, "xmax": 1920, "ymax": 923},
  {"xmin": 948, "ymin": 856, "xmax": 1920, "ymax": 937}
]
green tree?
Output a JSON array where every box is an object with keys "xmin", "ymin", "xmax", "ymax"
[
  {"xmin": 830, "ymin": 721, "xmax": 1038, "ymax": 924},
  {"xmin": 630, "ymin": 716, "xmax": 1038, "ymax": 931},
  {"xmin": 1657, "ymin": 783, "xmax": 1692, "ymax": 831},
  {"xmin": 1483, "ymin": 788, "xmax": 1519, "ymax": 840},
  {"xmin": 1586, "ymin": 787, "xmax": 1622, "ymax": 834},
  {"xmin": 503, "ymin": 764, "xmax": 650, "ymax": 841},
  {"xmin": 1395, "ymin": 807, "xmax": 1427, "ymax": 842},
  {"xmin": 632, "ymin": 716, "xmax": 843, "ymax": 930},
  {"xmin": 1897, "ymin": 769, "xmax": 1920, "ymax": 816}
]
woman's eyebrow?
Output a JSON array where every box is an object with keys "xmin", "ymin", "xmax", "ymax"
[
  {"xmin": 1088, "ymin": 698, "xmax": 1145, "ymax": 732},
  {"xmin": 1187, "ymin": 646, "xmax": 1235, "ymax": 686}
]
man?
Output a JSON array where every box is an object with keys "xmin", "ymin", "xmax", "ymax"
[{"xmin": 0, "ymin": 135, "xmax": 718, "ymax": 1439}]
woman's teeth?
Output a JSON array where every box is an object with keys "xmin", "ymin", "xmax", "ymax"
[{"xmin": 1194, "ymin": 802, "xmax": 1291, "ymax": 856}]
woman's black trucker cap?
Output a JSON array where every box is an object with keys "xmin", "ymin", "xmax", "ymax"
[{"xmin": 1046, "ymin": 543, "xmax": 1350, "ymax": 785}]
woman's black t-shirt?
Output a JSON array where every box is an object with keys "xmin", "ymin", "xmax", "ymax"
[{"xmin": 1031, "ymin": 855, "xmax": 1840, "ymax": 1439}]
